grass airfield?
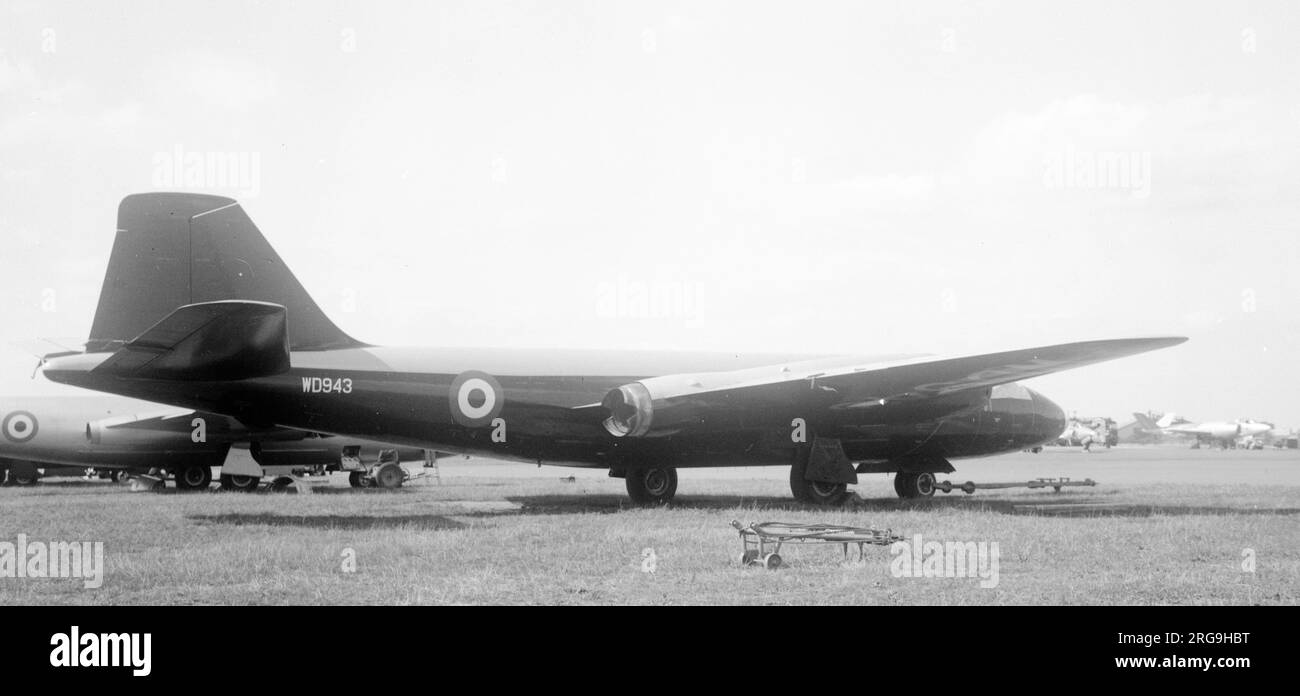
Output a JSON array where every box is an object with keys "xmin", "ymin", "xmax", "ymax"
[{"xmin": 1, "ymin": 446, "xmax": 1296, "ymax": 605}]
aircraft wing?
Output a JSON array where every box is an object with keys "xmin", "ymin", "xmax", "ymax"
[
  {"xmin": 100, "ymin": 407, "xmax": 196, "ymax": 428},
  {"xmin": 598, "ymin": 337, "xmax": 1187, "ymax": 435},
  {"xmin": 797, "ymin": 337, "xmax": 1187, "ymax": 403},
  {"xmin": 92, "ymin": 409, "xmax": 320, "ymax": 442}
]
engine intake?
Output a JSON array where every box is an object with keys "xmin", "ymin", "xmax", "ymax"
[
  {"xmin": 601, "ymin": 383, "xmax": 654, "ymax": 437},
  {"xmin": 600, "ymin": 374, "xmax": 714, "ymax": 438}
]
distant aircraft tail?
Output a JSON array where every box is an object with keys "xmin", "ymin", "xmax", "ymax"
[
  {"xmin": 87, "ymin": 193, "xmax": 364, "ymax": 352},
  {"xmin": 1132, "ymin": 412, "xmax": 1160, "ymax": 430}
]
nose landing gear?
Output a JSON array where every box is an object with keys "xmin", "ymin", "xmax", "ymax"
[{"xmin": 893, "ymin": 471, "xmax": 937, "ymax": 499}]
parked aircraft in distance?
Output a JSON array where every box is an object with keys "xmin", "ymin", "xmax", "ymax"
[
  {"xmin": 1132, "ymin": 412, "xmax": 1273, "ymax": 449},
  {"xmin": 41, "ymin": 194, "xmax": 1187, "ymax": 504},
  {"xmin": 1, "ymin": 390, "xmax": 426, "ymax": 489},
  {"xmin": 1056, "ymin": 417, "xmax": 1114, "ymax": 450}
]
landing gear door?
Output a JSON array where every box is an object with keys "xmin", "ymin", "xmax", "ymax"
[{"xmin": 221, "ymin": 445, "xmax": 264, "ymax": 477}]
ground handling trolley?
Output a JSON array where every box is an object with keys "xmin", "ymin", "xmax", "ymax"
[{"xmin": 730, "ymin": 520, "xmax": 905, "ymax": 569}]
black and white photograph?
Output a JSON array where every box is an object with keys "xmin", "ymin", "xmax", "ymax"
[{"xmin": 0, "ymin": 0, "xmax": 1292, "ymax": 677}]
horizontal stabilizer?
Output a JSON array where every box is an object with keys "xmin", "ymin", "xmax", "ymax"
[{"xmin": 92, "ymin": 301, "xmax": 290, "ymax": 381}]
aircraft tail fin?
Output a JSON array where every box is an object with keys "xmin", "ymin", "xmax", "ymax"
[
  {"xmin": 1132, "ymin": 412, "xmax": 1160, "ymax": 430},
  {"xmin": 88, "ymin": 193, "xmax": 364, "ymax": 352}
]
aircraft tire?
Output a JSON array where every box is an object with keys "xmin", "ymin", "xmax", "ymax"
[
  {"xmin": 173, "ymin": 464, "xmax": 212, "ymax": 490},
  {"xmin": 893, "ymin": 473, "xmax": 909, "ymax": 498},
  {"xmin": 790, "ymin": 457, "xmax": 848, "ymax": 505},
  {"xmin": 348, "ymin": 471, "xmax": 375, "ymax": 488},
  {"xmin": 219, "ymin": 474, "xmax": 261, "ymax": 492},
  {"xmin": 374, "ymin": 463, "xmax": 404, "ymax": 489},
  {"xmin": 269, "ymin": 476, "xmax": 294, "ymax": 492},
  {"xmin": 7, "ymin": 465, "xmax": 40, "ymax": 486},
  {"xmin": 625, "ymin": 467, "xmax": 677, "ymax": 505},
  {"xmin": 895, "ymin": 472, "xmax": 936, "ymax": 499}
]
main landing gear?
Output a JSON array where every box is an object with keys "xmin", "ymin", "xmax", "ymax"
[
  {"xmin": 219, "ymin": 474, "xmax": 261, "ymax": 492},
  {"xmin": 6, "ymin": 468, "xmax": 40, "ymax": 486},
  {"xmin": 172, "ymin": 463, "xmax": 213, "ymax": 491},
  {"xmin": 624, "ymin": 467, "xmax": 678, "ymax": 505},
  {"xmin": 788, "ymin": 441, "xmax": 853, "ymax": 505},
  {"xmin": 789, "ymin": 466, "xmax": 849, "ymax": 505}
]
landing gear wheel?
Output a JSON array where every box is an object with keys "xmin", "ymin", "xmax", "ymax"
[
  {"xmin": 895, "ymin": 472, "xmax": 936, "ymax": 499},
  {"xmin": 348, "ymin": 471, "xmax": 375, "ymax": 488},
  {"xmin": 269, "ymin": 477, "xmax": 294, "ymax": 492},
  {"xmin": 110, "ymin": 469, "xmax": 129, "ymax": 483},
  {"xmin": 915, "ymin": 472, "xmax": 936, "ymax": 497},
  {"xmin": 219, "ymin": 474, "xmax": 261, "ymax": 492},
  {"xmin": 789, "ymin": 459, "xmax": 848, "ymax": 505},
  {"xmin": 741, "ymin": 550, "xmax": 760, "ymax": 566},
  {"xmin": 374, "ymin": 463, "xmax": 405, "ymax": 489},
  {"xmin": 763, "ymin": 553, "xmax": 782, "ymax": 570},
  {"xmin": 625, "ymin": 467, "xmax": 678, "ymax": 505},
  {"xmin": 10, "ymin": 471, "xmax": 39, "ymax": 486},
  {"xmin": 173, "ymin": 464, "xmax": 212, "ymax": 491}
]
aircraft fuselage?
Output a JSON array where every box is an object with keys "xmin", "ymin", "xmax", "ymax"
[{"xmin": 44, "ymin": 345, "xmax": 1068, "ymax": 472}]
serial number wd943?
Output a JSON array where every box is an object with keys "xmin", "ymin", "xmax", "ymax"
[{"xmin": 302, "ymin": 377, "xmax": 353, "ymax": 394}]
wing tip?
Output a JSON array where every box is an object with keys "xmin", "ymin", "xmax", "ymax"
[{"xmin": 1139, "ymin": 335, "xmax": 1189, "ymax": 347}]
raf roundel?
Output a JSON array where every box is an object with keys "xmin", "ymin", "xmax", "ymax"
[
  {"xmin": 448, "ymin": 371, "xmax": 504, "ymax": 427},
  {"xmin": 2, "ymin": 411, "xmax": 39, "ymax": 443}
]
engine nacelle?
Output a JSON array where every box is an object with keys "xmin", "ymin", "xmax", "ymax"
[
  {"xmin": 85, "ymin": 414, "xmax": 194, "ymax": 447},
  {"xmin": 601, "ymin": 375, "xmax": 709, "ymax": 438}
]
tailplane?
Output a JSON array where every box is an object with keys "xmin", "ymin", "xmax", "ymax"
[{"xmin": 88, "ymin": 193, "xmax": 364, "ymax": 352}]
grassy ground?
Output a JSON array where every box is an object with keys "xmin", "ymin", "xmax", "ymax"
[{"xmin": 1, "ymin": 449, "xmax": 1296, "ymax": 605}]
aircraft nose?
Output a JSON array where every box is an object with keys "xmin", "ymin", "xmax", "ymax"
[{"xmin": 1029, "ymin": 389, "xmax": 1066, "ymax": 441}]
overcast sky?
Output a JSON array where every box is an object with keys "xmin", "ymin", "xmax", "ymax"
[{"xmin": 1, "ymin": 0, "xmax": 1297, "ymax": 429}]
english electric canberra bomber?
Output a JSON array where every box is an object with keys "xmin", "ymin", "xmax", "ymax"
[{"xmin": 42, "ymin": 194, "xmax": 1186, "ymax": 504}]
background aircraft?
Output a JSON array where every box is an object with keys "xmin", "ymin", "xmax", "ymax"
[
  {"xmin": 1055, "ymin": 416, "xmax": 1115, "ymax": 449},
  {"xmin": 1, "ymin": 390, "xmax": 427, "ymax": 489},
  {"xmin": 1131, "ymin": 412, "xmax": 1273, "ymax": 448},
  {"xmin": 41, "ymin": 193, "xmax": 1187, "ymax": 505}
]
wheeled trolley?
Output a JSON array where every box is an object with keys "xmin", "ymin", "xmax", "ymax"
[{"xmin": 730, "ymin": 520, "xmax": 904, "ymax": 569}]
